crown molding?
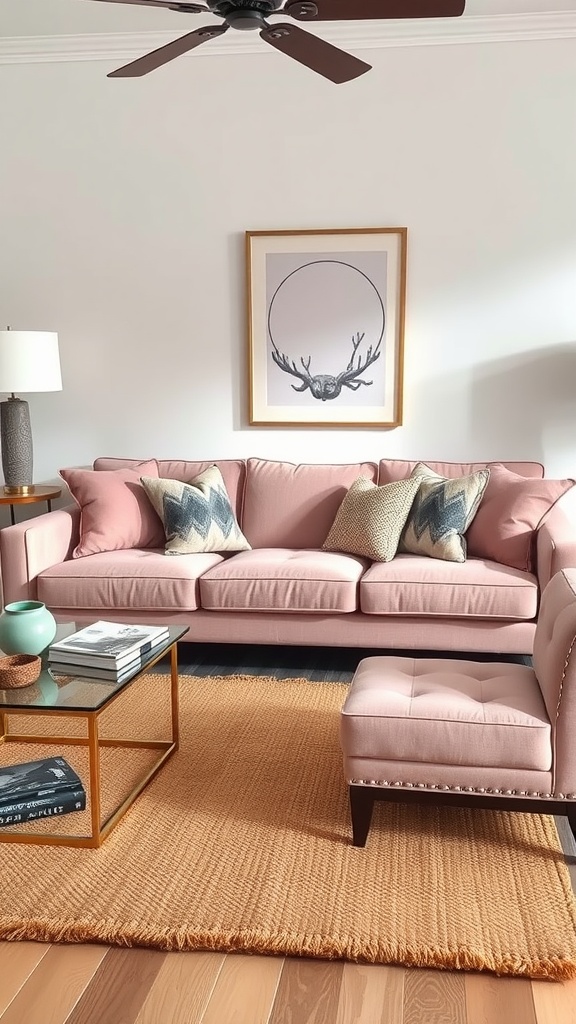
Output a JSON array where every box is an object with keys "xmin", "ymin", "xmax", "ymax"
[{"xmin": 1, "ymin": 13, "xmax": 575, "ymax": 64}]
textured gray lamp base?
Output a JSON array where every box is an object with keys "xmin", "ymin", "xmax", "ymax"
[{"xmin": 1, "ymin": 397, "xmax": 33, "ymax": 494}]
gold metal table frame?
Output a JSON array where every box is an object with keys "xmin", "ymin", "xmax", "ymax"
[{"xmin": 0, "ymin": 642, "xmax": 181, "ymax": 849}]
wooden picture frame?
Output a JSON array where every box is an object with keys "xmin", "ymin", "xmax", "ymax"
[{"xmin": 246, "ymin": 227, "xmax": 407, "ymax": 428}]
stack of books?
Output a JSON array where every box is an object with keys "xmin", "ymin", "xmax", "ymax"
[
  {"xmin": 48, "ymin": 620, "xmax": 170, "ymax": 682},
  {"xmin": 0, "ymin": 756, "xmax": 86, "ymax": 828}
]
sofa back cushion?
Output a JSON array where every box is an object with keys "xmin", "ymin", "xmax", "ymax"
[
  {"xmin": 93, "ymin": 457, "xmax": 246, "ymax": 522},
  {"xmin": 241, "ymin": 458, "xmax": 378, "ymax": 549},
  {"xmin": 378, "ymin": 460, "xmax": 545, "ymax": 484}
]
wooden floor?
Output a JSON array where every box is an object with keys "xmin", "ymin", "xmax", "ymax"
[{"xmin": 1, "ymin": 641, "xmax": 575, "ymax": 1024}]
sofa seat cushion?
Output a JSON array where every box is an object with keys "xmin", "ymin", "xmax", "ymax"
[
  {"xmin": 340, "ymin": 657, "xmax": 551, "ymax": 771},
  {"xmin": 38, "ymin": 549, "xmax": 225, "ymax": 612},
  {"xmin": 199, "ymin": 549, "xmax": 368, "ymax": 613},
  {"xmin": 360, "ymin": 554, "xmax": 538, "ymax": 620}
]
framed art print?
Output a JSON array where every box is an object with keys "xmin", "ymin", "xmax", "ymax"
[{"xmin": 246, "ymin": 227, "xmax": 407, "ymax": 428}]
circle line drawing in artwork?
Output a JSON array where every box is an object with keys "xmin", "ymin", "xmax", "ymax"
[{"xmin": 267, "ymin": 259, "xmax": 386, "ymax": 402}]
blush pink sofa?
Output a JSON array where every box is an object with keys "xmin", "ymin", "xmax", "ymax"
[{"xmin": 1, "ymin": 457, "xmax": 575, "ymax": 655}]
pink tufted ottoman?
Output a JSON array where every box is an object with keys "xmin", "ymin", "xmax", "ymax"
[{"xmin": 341, "ymin": 568, "xmax": 576, "ymax": 847}]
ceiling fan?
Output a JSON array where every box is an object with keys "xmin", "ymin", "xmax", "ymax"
[{"xmin": 87, "ymin": 0, "xmax": 466, "ymax": 84}]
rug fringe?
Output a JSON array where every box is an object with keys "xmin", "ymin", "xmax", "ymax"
[{"xmin": 2, "ymin": 918, "xmax": 575, "ymax": 982}]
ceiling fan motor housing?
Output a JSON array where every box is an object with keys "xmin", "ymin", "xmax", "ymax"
[{"xmin": 208, "ymin": 0, "xmax": 283, "ymax": 29}]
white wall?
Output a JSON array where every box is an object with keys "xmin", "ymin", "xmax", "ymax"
[{"xmin": 0, "ymin": 28, "xmax": 575, "ymax": 518}]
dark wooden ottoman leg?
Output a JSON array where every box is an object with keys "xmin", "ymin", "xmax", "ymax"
[
  {"xmin": 349, "ymin": 785, "xmax": 375, "ymax": 847},
  {"xmin": 567, "ymin": 804, "xmax": 576, "ymax": 841}
]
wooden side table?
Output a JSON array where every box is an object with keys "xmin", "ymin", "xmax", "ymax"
[{"xmin": 0, "ymin": 487, "xmax": 62, "ymax": 526}]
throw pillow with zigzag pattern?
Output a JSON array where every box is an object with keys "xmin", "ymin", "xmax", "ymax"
[
  {"xmin": 141, "ymin": 466, "xmax": 251, "ymax": 555},
  {"xmin": 399, "ymin": 463, "xmax": 490, "ymax": 562}
]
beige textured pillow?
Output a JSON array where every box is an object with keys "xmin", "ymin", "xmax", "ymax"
[
  {"xmin": 400, "ymin": 463, "xmax": 490, "ymax": 562},
  {"xmin": 322, "ymin": 475, "xmax": 421, "ymax": 562}
]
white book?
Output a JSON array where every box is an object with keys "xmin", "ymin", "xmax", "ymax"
[
  {"xmin": 48, "ymin": 633, "xmax": 168, "ymax": 670},
  {"xmin": 49, "ymin": 621, "xmax": 170, "ymax": 666},
  {"xmin": 49, "ymin": 660, "xmax": 139, "ymax": 683}
]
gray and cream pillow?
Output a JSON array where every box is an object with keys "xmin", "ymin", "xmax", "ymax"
[
  {"xmin": 141, "ymin": 465, "xmax": 251, "ymax": 555},
  {"xmin": 322, "ymin": 475, "xmax": 421, "ymax": 562},
  {"xmin": 400, "ymin": 463, "xmax": 490, "ymax": 562}
]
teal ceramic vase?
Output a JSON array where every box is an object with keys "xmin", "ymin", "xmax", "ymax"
[{"xmin": 0, "ymin": 601, "xmax": 57, "ymax": 656}]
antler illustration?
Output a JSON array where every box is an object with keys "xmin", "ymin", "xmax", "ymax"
[
  {"xmin": 270, "ymin": 350, "xmax": 315, "ymax": 393},
  {"xmin": 334, "ymin": 332, "xmax": 381, "ymax": 392},
  {"xmin": 270, "ymin": 332, "xmax": 381, "ymax": 402}
]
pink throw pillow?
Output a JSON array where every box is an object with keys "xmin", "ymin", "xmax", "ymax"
[
  {"xmin": 60, "ymin": 460, "xmax": 164, "ymax": 558},
  {"xmin": 466, "ymin": 464, "xmax": 575, "ymax": 571}
]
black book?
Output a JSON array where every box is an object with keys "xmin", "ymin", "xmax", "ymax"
[
  {"xmin": 0, "ymin": 757, "xmax": 84, "ymax": 805},
  {"xmin": 0, "ymin": 786, "xmax": 87, "ymax": 828}
]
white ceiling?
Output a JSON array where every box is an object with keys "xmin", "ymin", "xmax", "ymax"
[{"xmin": 3, "ymin": 0, "xmax": 576, "ymax": 37}]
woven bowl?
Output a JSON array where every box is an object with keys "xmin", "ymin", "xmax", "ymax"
[{"xmin": 0, "ymin": 654, "xmax": 42, "ymax": 689}]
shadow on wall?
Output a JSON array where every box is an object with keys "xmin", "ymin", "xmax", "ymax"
[{"xmin": 470, "ymin": 343, "xmax": 576, "ymax": 469}]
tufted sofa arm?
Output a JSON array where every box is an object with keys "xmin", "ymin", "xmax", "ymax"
[
  {"xmin": 0, "ymin": 506, "xmax": 80, "ymax": 606},
  {"xmin": 535, "ymin": 500, "xmax": 576, "ymax": 593},
  {"xmin": 533, "ymin": 568, "xmax": 576, "ymax": 798}
]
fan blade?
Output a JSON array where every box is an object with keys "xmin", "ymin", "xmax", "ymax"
[
  {"xmin": 285, "ymin": 0, "xmax": 465, "ymax": 20},
  {"xmin": 261, "ymin": 23, "xmax": 370, "ymax": 83},
  {"xmin": 108, "ymin": 23, "xmax": 228, "ymax": 76},
  {"xmin": 89, "ymin": 0, "xmax": 208, "ymax": 9}
]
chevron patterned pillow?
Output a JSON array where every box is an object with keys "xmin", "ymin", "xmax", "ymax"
[
  {"xmin": 322, "ymin": 475, "xmax": 422, "ymax": 562},
  {"xmin": 141, "ymin": 466, "xmax": 251, "ymax": 555},
  {"xmin": 399, "ymin": 463, "xmax": 490, "ymax": 562}
]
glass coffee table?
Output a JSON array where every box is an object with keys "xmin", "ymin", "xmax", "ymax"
[{"xmin": 0, "ymin": 623, "xmax": 188, "ymax": 848}]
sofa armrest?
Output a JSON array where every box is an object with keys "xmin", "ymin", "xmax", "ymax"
[
  {"xmin": 536, "ymin": 499, "xmax": 576, "ymax": 592},
  {"xmin": 0, "ymin": 506, "xmax": 80, "ymax": 606}
]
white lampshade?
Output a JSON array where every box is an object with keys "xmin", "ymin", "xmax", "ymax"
[{"xmin": 0, "ymin": 331, "xmax": 62, "ymax": 393}]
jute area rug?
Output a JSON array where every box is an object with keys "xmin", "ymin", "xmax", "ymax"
[{"xmin": 1, "ymin": 672, "xmax": 576, "ymax": 981}]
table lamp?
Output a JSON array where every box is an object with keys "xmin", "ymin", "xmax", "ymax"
[{"xmin": 0, "ymin": 329, "xmax": 62, "ymax": 495}]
